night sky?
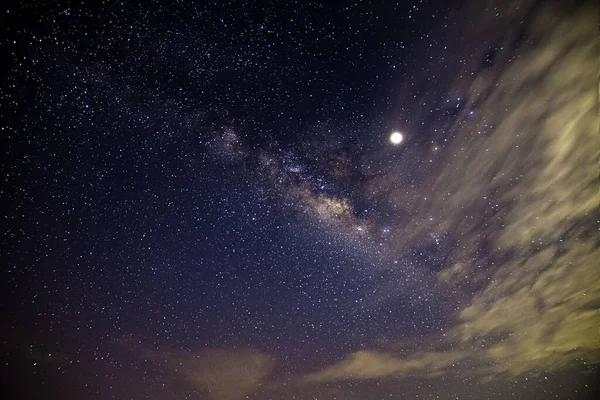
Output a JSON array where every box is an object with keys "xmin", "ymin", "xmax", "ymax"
[{"xmin": 1, "ymin": 0, "xmax": 599, "ymax": 399}]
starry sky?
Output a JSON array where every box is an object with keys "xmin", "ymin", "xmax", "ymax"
[{"xmin": 1, "ymin": 0, "xmax": 599, "ymax": 399}]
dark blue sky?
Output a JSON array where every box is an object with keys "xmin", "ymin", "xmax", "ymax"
[{"xmin": 1, "ymin": 0, "xmax": 598, "ymax": 399}]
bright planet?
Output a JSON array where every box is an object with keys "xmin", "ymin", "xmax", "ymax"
[{"xmin": 390, "ymin": 131, "xmax": 404, "ymax": 144}]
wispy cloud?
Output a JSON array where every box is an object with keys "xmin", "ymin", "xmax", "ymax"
[{"xmin": 304, "ymin": 350, "xmax": 468, "ymax": 382}]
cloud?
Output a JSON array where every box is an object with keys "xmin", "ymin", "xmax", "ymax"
[
  {"xmin": 175, "ymin": 348, "xmax": 275, "ymax": 400},
  {"xmin": 455, "ymin": 242, "xmax": 600, "ymax": 374},
  {"xmin": 440, "ymin": 0, "xmax": 600, "ymax": 374},
  {"xmin": 306, "ymin": 0, "xmax": 599, "ymax": 382},
  {"xmin": 304, "ymin": 350, "xmax": 468, "ymax": 382},
  {"xmin": 131, "ymin": 343, "xmax": 275, "ymax": 400}
]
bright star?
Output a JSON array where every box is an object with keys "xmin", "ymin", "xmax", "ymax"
[{"xmin": 390, "ymin": 131, "xmax": 403, "ymax": 145}]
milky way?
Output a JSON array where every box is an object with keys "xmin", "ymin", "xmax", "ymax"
[{"xmin": 1, "ymin": 0, "xmax": 599, "ymax": 399}]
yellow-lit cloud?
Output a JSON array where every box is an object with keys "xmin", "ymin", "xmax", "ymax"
[
  {"xmin": 306, "ymin": 0, "xmax": 599, "ymax": 382},
  {"xmin": 455, "ymin": 242, "xmax": 600, "ymax": 374},
  {"xmin": 305, "ymin": 350, "xmax": 468, "ymax": 382}
]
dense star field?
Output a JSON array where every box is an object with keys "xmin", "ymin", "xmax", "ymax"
[{"xmin": 1, "ymin": 0, "xmax": 599, "ymax": 399}]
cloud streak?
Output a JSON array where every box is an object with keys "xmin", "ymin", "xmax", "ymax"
[{"xmin": 304, "ymin": 350, "xmax": 468, "ymax": 382}]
